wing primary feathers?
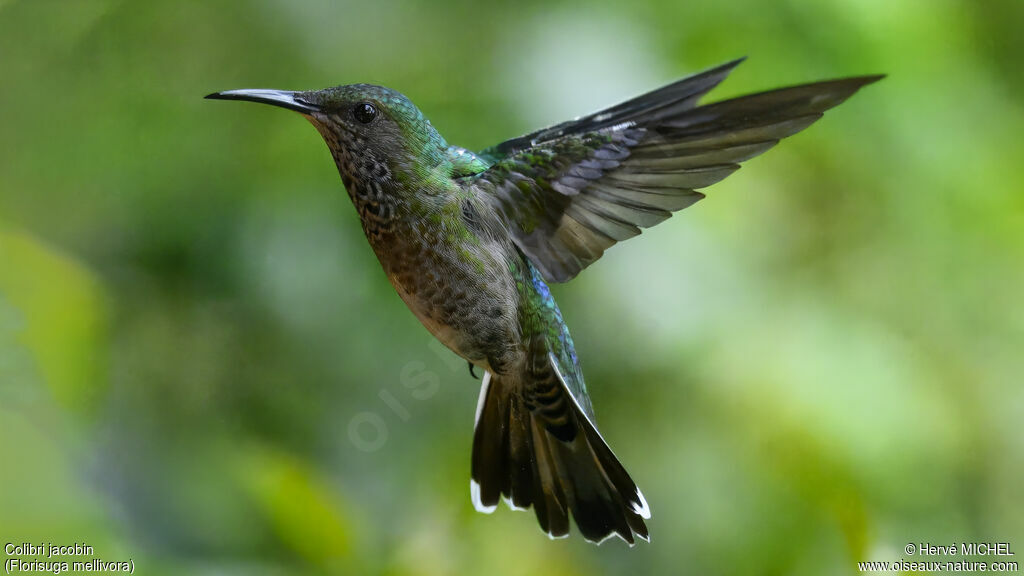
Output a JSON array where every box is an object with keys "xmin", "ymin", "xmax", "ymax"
[
  {"xmin": 481, "ymin": 57, "xmax": 747, "ymax": 160},
  {"xmin": 474, "ymin": 64, "xmax": 883, "ymax": 282}
]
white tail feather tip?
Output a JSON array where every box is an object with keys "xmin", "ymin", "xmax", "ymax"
[
  {"xmin": 502, "ymin": 496, "xmax": 528, "ymax": 511},
  {"xmin": 632, "ymin": 488, "xmax": 652, "ymax": 519},
  {"xmin": 470, "ymin": 479, "xmax": 496, "ymax": 514}
]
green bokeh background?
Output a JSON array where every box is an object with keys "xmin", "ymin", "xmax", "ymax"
[{"xmin": 1, "ymin": 1, "xmax": 1021, "ymax": 574}]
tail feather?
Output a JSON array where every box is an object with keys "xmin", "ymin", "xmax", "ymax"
[
  {"xmin": 507, "ymin": 394, "xmax": 535, "ymax": 510},
  {"xmin": 471, "ymin": 361, "xmax": 649, "ymax": 544},
  {"xmin": 530, "ymin": 418, "xmax": 570, "ymax": 537},
  {"xmin": 471, "ymin": 372, "xmax": 502, "ymax": 513}
]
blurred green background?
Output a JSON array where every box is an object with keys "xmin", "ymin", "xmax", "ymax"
[{"xmin": 1, "ymin": 0, "xmax": 1022, "ymax": 574}]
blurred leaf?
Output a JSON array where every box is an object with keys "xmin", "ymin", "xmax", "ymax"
[
  {"xmin": 1, "ymin": 1, "xmax": 1022, "ymax": 574},
  {"xmin": 238, "ymin": 445, "xmax": 361, "ymax": 574},
  {"xmin": 0, "ymin": 222, "xmax": 107, "ymax": 417}
]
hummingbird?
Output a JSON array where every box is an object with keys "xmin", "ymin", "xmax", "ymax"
[{"xmin": 207, "ymin": 59, "xmax": 881, "ymax": 545}]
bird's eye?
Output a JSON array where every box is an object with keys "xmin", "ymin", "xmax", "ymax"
[{"xmin": 353, "ymin": 102, "xmax": 377, "ymax": 124}]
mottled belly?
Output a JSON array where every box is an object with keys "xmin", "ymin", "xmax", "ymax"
[{"xmin": 373, "ymin": 233, "xmax": 520, "ymax": 372}]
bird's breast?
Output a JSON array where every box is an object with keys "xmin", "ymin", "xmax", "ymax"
[{"xmin": 366, "ymin": 215, "xmax": 521, "ymax": 369}]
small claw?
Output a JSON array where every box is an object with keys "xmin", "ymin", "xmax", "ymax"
[{"xmin": 468, "ymin": 362, "xmax": 479, "ymax": 379}]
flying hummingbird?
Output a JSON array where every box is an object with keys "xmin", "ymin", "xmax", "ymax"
[{"xmin": 207, "ymin": 59, "xmax": 881, "ymax": 545}]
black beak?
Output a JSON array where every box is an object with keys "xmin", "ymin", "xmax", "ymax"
[{"xmin": 205, "ymin": 89, "xmax": 320, "ymax": 114}]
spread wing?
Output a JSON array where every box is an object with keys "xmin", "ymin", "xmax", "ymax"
[{"xmin": 470, "ymin": 59, "xmax": 883, "ymax": 283}]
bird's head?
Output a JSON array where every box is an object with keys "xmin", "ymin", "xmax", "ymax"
[{"xmin": 207, "ymin": 84, "xmax": 451, "ymax": 193}]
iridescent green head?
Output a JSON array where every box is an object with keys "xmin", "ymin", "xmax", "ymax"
[{"xmin": 207, "ymin": 84, "xmax": 450, "ymax": 192}]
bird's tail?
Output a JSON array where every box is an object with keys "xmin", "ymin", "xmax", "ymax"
[{"xmin": 470, "ymin": 360, "xmax": 650, "ymax": 545}]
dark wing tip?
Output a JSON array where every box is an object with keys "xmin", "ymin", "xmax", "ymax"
[
  {"xmin": 814, "ymin": 74, "xmax": 887, "ymax": 107},
  {"xmin": 825, "ymin": 74, "xmax": 886, "ymax": 97},
  {"xmin": 843, "ymin": 74, "xmax": 887, "ymax": 89},
  {"xmin": 686, "ymin": 56, "xmax": 747, "ymax": 91},
  {"xmin": 720, "ymin": 55, "xmax": 748, "ymax": 70}
]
